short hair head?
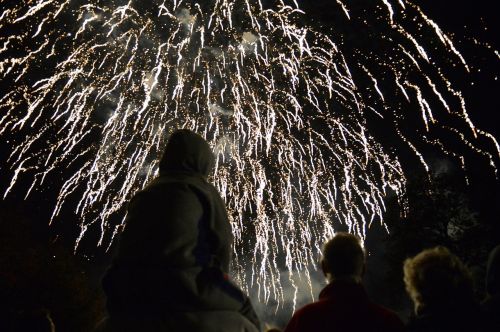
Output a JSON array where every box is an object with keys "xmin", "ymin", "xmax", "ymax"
[
  {"xmin": 403, "ymin": 246, "xmax": 473, "ymax": 312},
  {"xmin": 321, "ymin": 232, "xmax": 365, "ymax": 279}
]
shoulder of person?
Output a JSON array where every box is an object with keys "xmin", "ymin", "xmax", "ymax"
[{"xmin": 368, "ymin": 302, "xmax": 405, "ymax": 330}]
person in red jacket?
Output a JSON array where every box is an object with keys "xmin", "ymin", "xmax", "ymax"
[{"xmin": 283, "ymin": 232, "xmax": 404, "ymax": 332}]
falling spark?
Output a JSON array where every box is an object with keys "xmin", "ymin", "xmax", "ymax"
[
  {"xmin": 0, "ymin": 0, "xmax": 498, "ymax": 312},
  {"xmin": 336, "ymin": 0, "xmax": 351, "ymax": 20},
  {"xmin": 382, "ymin": 0, "xmax": 395, "ymax": 25}
]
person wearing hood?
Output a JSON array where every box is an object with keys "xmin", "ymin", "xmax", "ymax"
[
  {"xmin": 98, "ymin": 129, "xmax": 260, "ymax": 332},
  {"xmin": 483, "ymin": 245, "xmax": 500, "ymax": 330}
]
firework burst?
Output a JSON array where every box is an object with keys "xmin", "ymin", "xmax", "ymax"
[{"xmin": 0, "ymin": 0, "xmax": 498, "ymax": 309}]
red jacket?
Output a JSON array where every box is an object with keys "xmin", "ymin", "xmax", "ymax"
[{"xmin": 284, "ymin": 281, "xmax": 404, "ymax": 332}]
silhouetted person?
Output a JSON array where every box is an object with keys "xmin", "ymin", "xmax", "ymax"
[
  {"xmin": 100, "ymin": 129, "xmax": 260, "ymax": 332},
  {"xmin": 483, "ymin": 245, "xmax": 500, "ymax": 330},
  {"xmin": 404, "ymin": 246, "xmax": 484, "ymax": 332},
  {"xmin": 283, "ymin": 233, "xmax": 404, "ymax": 332}
]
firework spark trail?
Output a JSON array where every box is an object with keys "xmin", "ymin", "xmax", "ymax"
[{"xmin": 0, "ymin": 0, "xmax": 498, "ymax": 310}]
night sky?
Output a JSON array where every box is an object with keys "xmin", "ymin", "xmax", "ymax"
[{"xmin": 0, "ymin": 0, "xmax": 499, "ymax": 330}]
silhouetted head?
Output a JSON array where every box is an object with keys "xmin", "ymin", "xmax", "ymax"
[
  {"xmin": 159, "ymin": 129, "xmax": 214, "ymax": 178},
  {"xmin": 486, "ymin": 245, "xmax": 500, "ymax": 296},
  {"xmin": 321, "ymin": 232, "xmax": 365, "ymax": 282},
  {"xmin": 404, "ymin": 246, "xmax": 473, "ymax": 314}
]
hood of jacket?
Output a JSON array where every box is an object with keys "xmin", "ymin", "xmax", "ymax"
[{"xmin": 159, "ymin": 129, "xmax": 214, "ymax": 178}]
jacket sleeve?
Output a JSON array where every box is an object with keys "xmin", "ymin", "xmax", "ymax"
[{"xmin": 239, "ymin": 295, "xmax": 261, "ymax": 331}]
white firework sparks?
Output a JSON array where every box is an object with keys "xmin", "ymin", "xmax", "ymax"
[{"xmin": 0, "ymin": 0, "xmax": 498, "ymax": 311}]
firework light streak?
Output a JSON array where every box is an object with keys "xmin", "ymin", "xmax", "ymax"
[{"xmin": 0, "ymin": 0, "xmax": 498, "ymax": 310}]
